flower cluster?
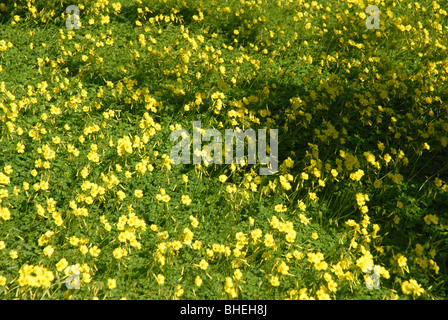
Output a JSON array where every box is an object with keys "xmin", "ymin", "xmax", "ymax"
[{"xmin": 0, "ymin": 0, "xmax": 446, "ymax": 300}]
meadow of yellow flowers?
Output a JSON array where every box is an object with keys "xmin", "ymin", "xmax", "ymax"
[{"xmin": 0, "ymin": 0, "xmax": 447, "ymax": 300}]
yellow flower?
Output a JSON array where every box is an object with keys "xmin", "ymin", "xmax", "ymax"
[
  {"xmin": 270, "ymin": 216, "xmax": 280, "ymax": 229},
  {"xmin": 391, "ymin": 173, "xmax": 404, "ymax": 183},
  {"xmin": 415, "ymin": 244, "xmax": 424, "ymax": 256},
  {"xmin": 199, "ymin": 259, "xmax": 209, "ymax": 270},
  {"xmin": 192, "ymin": 240, "xmax": 202, "ymax": 250},
  {"xmin": 0, "ymin": 275, "xmax": 6, "ymax": 286},
  {"xmin": 316, "ymin": 286, "xmax": 330, "ymax": 300},
  {"xmin": 397, "ymin": 255, "xmax": 407, "ymax": 268},
  {"xmin": 80, "ymin": 245, "xmax": 88, "ymax": 255},
  {"xmin": 226, "ymin": 184, "xmax": 237, "ymax": 193},
  {"xmin": 251, "ymin": 229, "xmax": 262, "ymax": 243},
  {"xmin": 10, "ymin": 250, "xmax": 18, "ymax": 259},
  {"xmin": 112, "ymin": 2, "xmax": 122, "ymax": 13},
  {"xmin": 234, "ymin": 269, "xmax": 242, "ymax": 280},
  {"xmin": 89, "ymin": 245, "xmax": 101, "ymax": 257},
  {"xmin": 293, "ymin": 250, "xmax": 304, "ymax": 260},
  {"xmin": 175, "ymin": 285, "xmax": 184, "ymax": 297},
  {"xmin": 350, "ymin": 169, "xmax": 364, "ymax": 181},
  {"xmin": 56, "ymin": 258, "xmax": 68, "ymax": 272},
  {"xmin": 189, "ymin": 215, "xmax": 199, "ymax": 228},
  {"xmin": 270, "ymin": 275, "xmax": 280, "ymax": 286},
  {"xmin": 277, "ymin": 261, "xmax": 289, "ymax": 275},
  {"xmin": 249, "ymin": 217, "xmax": 254, "ymax": 225},
  {"xmin": 0, "ymin": 207, "xmax": 11, "ymax": 220},
  {"xmin": 424, "ymin": 214, "xmax": 438, "ymax": 225},
  {"xmin": 330, "ymin": 169, "xmax": 338, "ymax": 178},
  {"xmin": 356, "ymin": 193, "xmax": 369, "ymax": 207},
  {"xmin": 401, "ymin": 280, "xmax": 413, "ymax": 295},
  {"xmin": 134, "ymin": 189, "xmax": 143, "ymax": 198},
  {"xmin": 311, "ymin": 232, "xmax": 319, "ymax": 240},
  {"xmin": 113, "ymin": 247, "xmax": 125, "ymax": 259},
  {"xmin": 401, "ymin": 279, "xmax": 425, "ymax": 297},
  {"xmin": 285, "ymin": 230, "xmax": 296, "ymax": 243},
  {"xmin": 195, "ymin": 275, "xmax": 202, "ymax": 287},
  {"xmin": 161, "ymin": 194, "xmax": 170, "ymax": 202},
  {"xmin": 274, "ymin": 204, "xmax": 287, "ymax": 212},
  {"xmin": 40, "ymin": 180, "xmax": 49, "ymax": 190},
  {"xmin": 108, "ymin": 278, "xmax": 117, "ymax": 289},
  {"xmin": 43, "ymin": 245, "xmax": 54, "ymax": 257},
  {"xmin": 297, "ymin": 200, "xmax": 306, "ymax": 211},
  {"xmin": 156, "ymin": 274, "xmax": 165, "ymax": 285},
  {"xmin": 117, "ymin": 190, "xmax": 126, "ymax": 201},
  {"xmin": 117, "ymin": 136, "xmax": 133, "ymax": 156},
  {"xmin": 183, "ymin": 228, "xmax": 194, "ymax": 245},
  {"xmin": 280, "ymin": 175, "xmax": 292, "ymax": 190},
  {"xmin": 374, "ymin": 179, "xmax": 382, "ymax": 188},
  {"xmin": 182, "ymin": 195, "xmax": 192, "ymax": 205},
  {"xmin": 17, "ymin": 142, "xmax": 25, "ymax": 153},
  {"xmin": 264, "ymin": 233, "xmax": 275, "ymax": 248}
]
